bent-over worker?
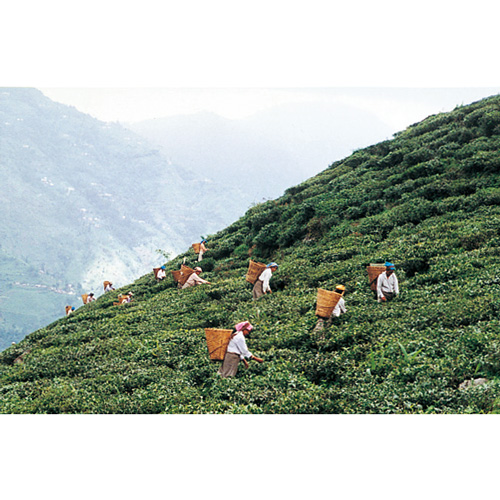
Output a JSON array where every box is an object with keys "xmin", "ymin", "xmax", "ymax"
[
  {"xmin": 104, "ymin": 282, "xmax": 115, "ymax": 292},
  {"xmin": 377, "ymin": 262, "xmax": 399, "ymax": 302},
  {"xmin": 182, "ymin": 267, "xmax": 211, "ymax": 289},
  {"xmin": 85, "ymin": 293, "xmax": 96, "ymax": 304},
  {"xmin": 252, "ymin": 262, "xmax": 278, "ymax": 300},
  {"xmin": 218, "ymin": 321, "xmax": 263, "ymax": 378},
  {"xmin": 313, "ymin": 284, "xmax": 347, "ymax": 333},
  {"xmin": 156, "ymin": 266, "xmax": 166, "ymax": 280}
]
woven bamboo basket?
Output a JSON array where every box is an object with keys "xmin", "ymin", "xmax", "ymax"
[
  {"xmin": 205, "ymin": 328, "xmax": 233, "ymax": 360},
  {"xmin": 367, "ymin": 264, "xmax": 386, "ymax": 291},
  {"xmin": 113, "ymin": 295, "xmax": 125, "ymax": 306},
  {"xmin": 81, "ymin": 294, "xmax": 88, "ymax": 304},
  {"xmin": 114, "ymin": 294, "xmax": 130, "ymax": 305},
  {"xmin": 153, "ymin": 268, "xmax": 160, "ymax": 279},
  {"xmin": 103, "ymin": 281, "xmax": 111, "ymax": 289},
  {"xmin": 171, "ymin": 270, "xmax": 182, "ymax": 283},
  {"xmin": 179, "ymin": 265, "xmax": 195, "ymax": 286},
  {"xmin": 192, "ymin": 243, "xmax": 201, "ymax": 253},
  {"xmin": 315, "ymin": 288, "xmax": 342, "ymax": 318},
  {"xmin": 246, "ymin": 260, "xmax": 267, "ymax": 284}
]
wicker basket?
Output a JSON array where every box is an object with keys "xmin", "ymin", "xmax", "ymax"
[
  {"xmin": 103, "ymin": 281, "xmax": 112, "ymax": 289},
  {"xmin": 246, "ymin": 260, "xmax": 267, "ymax": 284},
  {"xmin": 367, "ymin": 264, "xmax": 386, "ymax": 291},
  {"xmin": 179, "ymin": 265, "xmax": 195, "ymax": 286},
  {"xmin": 171, "ymin": 270, "xmax": 182, "ymax": 283},
  {"xmin": 205, "ymin": 328, "xmax": 233, "ymax": 360},
  {"xmin": 192, "ymin": 243, "xmax": 201, "ymax": 253},
  {"xmin": 315, "ymin": 288, "xmax": 342, "ymax": 318},
  {"xmin": 81, "ymin": 294, "xmax": 88, "ymax": 304}
]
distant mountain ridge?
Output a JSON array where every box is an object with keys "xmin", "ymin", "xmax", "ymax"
[
  {"xmin": 128, "ymin": 101, "xmax": 394, "ymax": 203},
  {"xmin": 0, "ymin": 88, "xmax": 240, "ymax": 349}
]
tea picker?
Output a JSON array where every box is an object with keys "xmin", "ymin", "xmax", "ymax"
[
  {"xmin": 82, "ymin": 293, "xmax": 95, "ymax": 304},
  {"xmin": 154, "ymin": 266, "xmax": 166, "ymax": 281},
  {"xmin": 218, "ymin": 321, "xmax": 263, "ymax": 378},
  {"xmin": 329, "ymin": 285, "xmax": 346, "ymax": 318},
  {"xmin": 313, "ymin": 285, "xmax": 346, "ymax": 333},
  {"xmin": 377, "ymin": 262, "xmax": 399, "ymax": 302},
  {"xmin": 181, "ymin": 266, "xmax": 211, "ymax": 289},
  {"xmin": 192, "ymin": 238, "xmax": 208, "ymax": 261},
  {"xmin": 103, "ymin": 281, "xmax": 115, "ymax": 292},
  {"xmin": 114, "ymin": 291, "xmax": 134, "ymax": 305},
  {"xmin": 198, "ymin": 239, "xmax": 208, "ymax": 262},
  {"xmin": 252, "ymin": 262, "xmax": 278, "ymax": 300}
]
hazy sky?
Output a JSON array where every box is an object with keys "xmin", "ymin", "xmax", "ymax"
[
  {"xmin": 6, "ymin": 2, "xmax": 500, "ymax": 135},
  {"xmin": 38, "ymin": 87, "xmax": 500, "ymax": 133}
]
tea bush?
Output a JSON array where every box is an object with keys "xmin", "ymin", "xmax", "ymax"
[{"xmin": 2, "ymin": 95, "xmax": 500, "ymax": 413}]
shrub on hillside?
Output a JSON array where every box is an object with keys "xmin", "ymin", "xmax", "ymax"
[{"xmin": 4, "ymin": 94, "xmax": 500, "ymax": 414}]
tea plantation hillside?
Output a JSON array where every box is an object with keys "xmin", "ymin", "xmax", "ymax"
[{"xmin": 2, "ymin": 95, "xmax": 500, "ymax": 413}]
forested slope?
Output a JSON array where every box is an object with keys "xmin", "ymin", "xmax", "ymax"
[{"xmin": 2, "ymin": 94, "xmax": 500, "ymax": 413}]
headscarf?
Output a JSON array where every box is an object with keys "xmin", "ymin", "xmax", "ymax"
[
  {"xmin": 235, "ymin": 321, "xmax": 254, "ymax": 332},
  {"xmin": 267, "ymin": 262, "xmax": 278, "ymax": 268},
  {"xmin": 385, "ymin": 261, "xmax": 395, "ymax": 270},
  {"xmin": 194, "ymin": 266, "xmax": 202, "ymax": 272}
]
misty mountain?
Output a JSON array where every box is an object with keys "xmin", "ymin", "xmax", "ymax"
[
  {"xmin": 128, "ymin": 101, "xmax": 394, "ymax": 202},
  {"xmin": 0, "ymin": 88, "xmax": 241, "ymax": 349}
]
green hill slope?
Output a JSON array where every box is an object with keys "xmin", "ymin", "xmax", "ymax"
[
  {"xmin": 0, "ymin": 88, "xmax": 243, "ymax": 350},
  {"xmin": 2, "ymin": 94, "xmax": 500, "ymax": 414}
]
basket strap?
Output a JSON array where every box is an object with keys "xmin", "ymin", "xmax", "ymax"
[
  {"xmin": 208, "ymin": 335, "xmax": 233, "ymax": 356},
  {"xmin": 209, "ymin": 345, "xmax": 228, "ymax": 356}
]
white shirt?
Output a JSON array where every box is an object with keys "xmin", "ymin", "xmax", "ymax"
[
  {"xmin": 182, "ymin": 272, "xmax": 209, "ymax": 289},
  {"xmin": 331, "ymin": 297, "xmax": 346, "ymax": 317},
  {"xmin": 258, "ymin": 268, "xmax": 273, "ymax": 293},
  {"xmin": 377, "ymin": 272, "xmax": 399, "ymax": 299},
  {"xmin": 157, "ymin": 269, "xmax": 166, "ymax": 279},
  {"xmin": 226, "ymin": 331, "xmax": 253, "ymax": 360}
]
